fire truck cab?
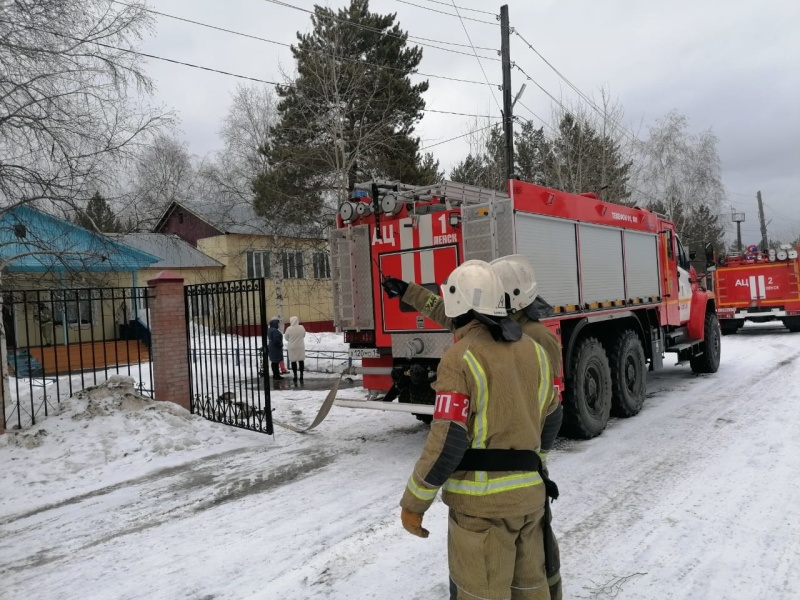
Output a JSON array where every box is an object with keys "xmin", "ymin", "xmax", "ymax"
[{"xmin": 331, "ymin": 179, "xmax": 720, "ymax": 438}]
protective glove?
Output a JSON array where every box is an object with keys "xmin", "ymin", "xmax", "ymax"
[
  {"xmin": 382, "ymin": 277, "xmax": 409, "ymax": 299},
  {"xmin": 401, "ymin": 508, "xmax": 429, "ymax": 538}
]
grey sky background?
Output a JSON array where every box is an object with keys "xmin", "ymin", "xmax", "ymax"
[{"xmin": 140, "ymin": 0, "xmax": 800, "ymax": 245}]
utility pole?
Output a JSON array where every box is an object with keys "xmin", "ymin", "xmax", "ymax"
[
  {"xmin": 731, "ymin": 210, "xmax": 745, "ymax": 253},
  {"xmin": 757, "ymin": 190, "xmax": 769, "ymax": 250},
  {"xmin": 500, "ymin": 5, "xmax": 514, "ymax": 180}
]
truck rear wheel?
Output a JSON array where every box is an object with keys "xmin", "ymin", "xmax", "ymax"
[
  {"xmin": 690, "ymin": 312, "xmax": 721, "ymax": 374},
  {"xmin": 563, "ymin": 336, "xmax": 612, "ymax": 439},
  {"xmin": 609, "ymin": 330, "xmax": 646, "ymax": 418},
  {"xmin": 720, "ymin": 319, "xmax": 742, "ymax": 335},
  {"xmin": 783, "ymin": 317, "xmax": 800, "ymax": 333}
]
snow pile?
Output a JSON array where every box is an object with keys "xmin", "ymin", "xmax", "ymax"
[{"xmin": 0, "ymin": 375, "xmax": 267, "ymax": 514}]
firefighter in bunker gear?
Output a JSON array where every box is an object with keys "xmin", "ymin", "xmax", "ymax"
[
  {"xmin": 385, "ymin": 254, "xmax": 564, "ymax": 599},
  {"xmin": 398, "ymin": 260, "xmax": 560, "ymax": 600}
]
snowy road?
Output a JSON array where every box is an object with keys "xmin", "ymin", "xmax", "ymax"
[{"xmin": 2, "ymin": 323, "xmax": 800, "ymax": 599}]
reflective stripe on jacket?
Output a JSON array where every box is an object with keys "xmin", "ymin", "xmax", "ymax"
[{"xmin": 400, "ymin": 320, "xmax": 558, "ymax": 518}]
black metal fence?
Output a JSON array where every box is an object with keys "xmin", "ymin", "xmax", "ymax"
[
  {"xmin": 2, "ymin": 286, "xmax": 153, "ymax": 431},
  {"xmin": 185, "ymin": 279, "xmax": 273, "ymax": 434}
]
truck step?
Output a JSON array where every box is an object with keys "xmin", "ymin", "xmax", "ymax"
[{"xmin": 667, "ymin": 342, "xmax": 696, "ymax": 352}]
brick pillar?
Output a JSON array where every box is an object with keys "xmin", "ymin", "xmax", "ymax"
[{"xmin": 148, "ymin": 270, "xmax": 190, "ymax": 411}]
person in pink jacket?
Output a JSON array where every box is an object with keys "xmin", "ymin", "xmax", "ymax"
[{"xmin": 284, "ymin": 315, "xmax": 307, "ymax": 383}]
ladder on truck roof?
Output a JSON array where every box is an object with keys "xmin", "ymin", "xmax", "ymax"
[{"xmin": 353, "ymin": 179, "xmax": 510, "ymax": 207}]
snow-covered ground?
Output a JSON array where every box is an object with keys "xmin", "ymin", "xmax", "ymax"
[{"xmin": 2, "ymin": 322, "xmax": 800, "ymax": 599}]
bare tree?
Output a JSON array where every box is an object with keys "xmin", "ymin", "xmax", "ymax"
[
  {"xmin": 219, "ymin": 84, "xmax": 277, "ymax": 189},
  {"xmin": 199, "ymin": 84, "xmax": 278, "ymax": 216},
  {"xmin": 0, "ymin": 0, "xmax": 169, "ymax": 219},
  {"xmin": 632, "ymin": 111, "xmax": 726, "ymax": 250},
  {"xmin": 0, "ymin": 0, "xmax": 170, "ymax": 427},
  {"xmin": 120, "ymin": 133, "xmax": 197, "ymax": 230}
]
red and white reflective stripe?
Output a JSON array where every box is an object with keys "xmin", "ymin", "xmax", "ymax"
[
  {"xmin": 399, "ymin": 217, "xmax": 415, "ymax": 281},
  {"xmin": 433, "ymin": 391, "xmax": 470, "ymax": 424},
  {"xmin": 749, "ymin": 275, "xmax": 767, "ymax": 300},
  {"xmin": 418, "ymin": 215, "xmax": 435, "ymax": 283}
]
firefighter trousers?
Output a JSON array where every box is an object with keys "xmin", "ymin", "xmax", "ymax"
[{"xmin": 447, "ymin": 508, "xmax": 549, "ymax": 600}]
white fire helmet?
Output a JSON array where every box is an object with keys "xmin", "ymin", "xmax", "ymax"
[
  {"xmin": 490, "ymin": 254, "xmax": 539, "ymax": 313},
  {"xmin": 441, "ymin": 260, "xmax": 507, "ymax": 318}
]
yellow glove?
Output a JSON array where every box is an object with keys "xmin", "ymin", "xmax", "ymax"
[{"xmin": 401, "ymin": 508, "xmax": 430, "ymax": 538}]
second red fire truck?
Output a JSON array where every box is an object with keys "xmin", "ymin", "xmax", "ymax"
[
  {"xmin": 712, "ymin": 244, "xmax": 800, "ymax": 334},
  {"xmin": 330, "ymin": 179, "xmax": 720, "ymax": 438}
]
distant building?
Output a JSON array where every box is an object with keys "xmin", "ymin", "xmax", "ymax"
[{"xmin": 154, "ymin": 200, "xmax": 333, "ymax": 331}]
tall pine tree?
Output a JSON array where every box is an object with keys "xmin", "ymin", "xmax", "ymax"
[
  {"xmin": 450, "ymin": 115, "xmax": 631, "ymax": 205},
  {"xmin": 540, "ymin": 114, "xmax": 632, "ymax": 204},
  {"xmin": 74, "ymin": 192, "xmax": 123, "ymax": 232},
  {"xmin": 254, "ymin": 0, "xmax": 435, "ymax": 223}
]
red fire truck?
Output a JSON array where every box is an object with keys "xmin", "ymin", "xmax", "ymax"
[
  {"xmin": 712, "ymin": 244, "xmax": 800, "ymax": 334},
  {"xmin": 330, "ymin": 179, "xmax": 720, "ymax": 438}
]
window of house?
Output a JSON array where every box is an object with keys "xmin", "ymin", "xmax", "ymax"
[
  {"xmin": 312, "ymin": 251, "xmax": 331, "ymax": 279},
  {"xmin": 246, "ymin": 250, "xmax": 271, "ymax": 279},
  {"xmin": 52, "ymin": 290, "xmax": 94, "ymax": 325},
  {"xmin": 281, "ymin": 251, "xmax": 305, "ymax": 279}
]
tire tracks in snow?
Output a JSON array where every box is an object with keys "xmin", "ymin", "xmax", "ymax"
[
  {"xmin": 0, "ymin": 444, "xmax": 338, "ymax": 576},
  {"xmin": 556, "ymin": 348, "xmax": 800, "ymax": 598}
]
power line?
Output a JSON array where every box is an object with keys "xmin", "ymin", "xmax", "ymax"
[
  {"xmin": 514, "ymin": 65, "xmax": 571, "ymax": 116},
  {"xmin": 410, "ymin": 0, "xmax": 498, "ymax": 17},
  {"xmin": 515, "ymin": 63, "xmax": 643, "ymax": 148},
  {"xmin": 5, "ymin": 19, "xmax": 501, "ymax": 117},
  {"xmin": 426, "ymin": 109, "xmax": 500, "ymax": 118},
  {"xmin": 514, "ymin": 30, "xmax": 643, "ymax": 147},
  {"xmin": 112, "ymin": 1, "xmax": 494, "ymax": 87},
  {"xmin": 420, "ymin": 122, "xmax": 499, "ymax": 150},
  {"xmin": 261, "ymin": 0, "xmax": 499, "ymax": 61},
  {"xmin": 395, "ymin": 0, "xmax": 499, "ymax": 26},
  {"xmin": 514, "ymin": 30, "xmax": 602, "ymax": 117},
  {"xmin": 450, "ymin": 1, "xmax": 502, "ymax": 113},
  {"xmin": 515, "ymin": 102, "xmax": 557, "ymax": 135},
  {"xmin": 764, "ymin": 202, "xmax": 800, "ymax": 225}
]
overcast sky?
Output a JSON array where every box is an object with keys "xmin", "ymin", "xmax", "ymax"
[{"xmin": 140, "ymin": 0, "xmax": 800, "ymax": 245}]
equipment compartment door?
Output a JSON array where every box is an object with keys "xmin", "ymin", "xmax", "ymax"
[{"xmin": 379, "ymin": 245, "xmax": 459, "ymax": 332}]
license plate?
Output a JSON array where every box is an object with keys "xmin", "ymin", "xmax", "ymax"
[{"xmin": 349, "ymin": 348, "xmax": 379, "ymax": 358}]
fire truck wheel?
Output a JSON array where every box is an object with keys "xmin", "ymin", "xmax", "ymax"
[
  {"xmin": 720, "ymin": 320, "xmax": 742, "ymax": 335},
  {"xmin": 609, "ymin": 330, "xmax": 646, "ymax": 418},
  {"xmin": 783, "ymin": 318, "xmax": 800, "ymax": 333},
  {"xmin": 563, "ymin": 336, "xmax": 612, "ymax": 439},
  {"xmin": 690, "ymin": 312, "xmax": 722, "ymax": 374}
]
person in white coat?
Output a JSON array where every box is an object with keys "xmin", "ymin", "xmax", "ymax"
[{"xmin": 284, "ymin": 315, "xmax": 307, "ymax": 383}]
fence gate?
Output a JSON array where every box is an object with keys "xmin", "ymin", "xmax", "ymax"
[
  {"xmin": 184, "ymin": 279, "xmax": 273, "ymax": 434},
  {"xmin": 2, "ymin": 286, "xmax": 153, "ymax": 432}
]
